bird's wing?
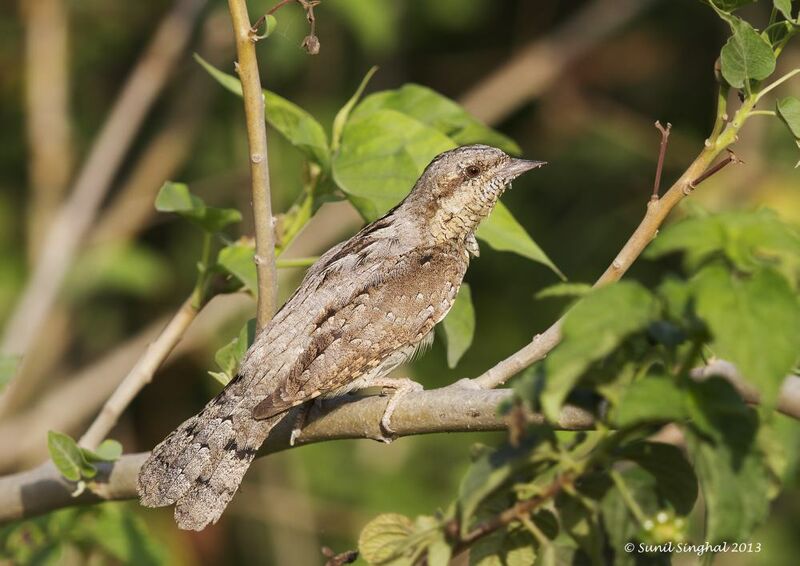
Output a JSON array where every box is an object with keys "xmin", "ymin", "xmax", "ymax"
[{"xmin": 250, "ymin": 245, "xmax": 467, "ymax": 419}]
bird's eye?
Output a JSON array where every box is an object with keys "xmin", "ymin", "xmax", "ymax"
[{"xmin": 465, "ymin": 165, "xmax": 481, "ymax": 178}]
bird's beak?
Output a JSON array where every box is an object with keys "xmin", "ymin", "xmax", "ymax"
[{"xmin": 501, "ymin": 158, "xmax": 547, "ymax": 180}]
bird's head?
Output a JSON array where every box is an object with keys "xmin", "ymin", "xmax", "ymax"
[{"xmin": 401, "ymin": 144, "xmax": 546, "ymax": 244}]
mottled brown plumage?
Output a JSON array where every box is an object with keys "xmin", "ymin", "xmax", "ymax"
[{"xmin": 137, "ymin": 144, "xmax": 545, "ymax": 530}]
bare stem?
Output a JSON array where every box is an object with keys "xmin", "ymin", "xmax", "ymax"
[
  {"xmin": 228, "ymin": 0, "xmax": 279, "ymax": 332},
  {"xmin": 651, "ymin": 121, "xmax": 672, "ymax": 201},
  {"xmin": 754, "ymin": 68, "xmax": 800, "ymax": 103}
]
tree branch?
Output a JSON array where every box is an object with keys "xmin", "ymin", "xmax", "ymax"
[
  {"xmin": 1, "ymin": 369, "xmax": 798, "ymax": 523},
  {"xmin": 227, "ymin": 0, "xmax": 279, "ymax": 331},
  {"xmin": 0, "ymin": 390, "xmax": 595, "ymax": 524},
  {"xmin": 0, "ymin": 0, "xmax": 208, "ymax": 413}
]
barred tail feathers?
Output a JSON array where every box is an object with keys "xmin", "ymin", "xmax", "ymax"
[{"xmin": 137, "ymin": 380, "xmax": 281, "ymax": 530}]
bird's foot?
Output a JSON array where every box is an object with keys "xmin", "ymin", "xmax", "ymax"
[
  {"xmin": 367, "ymin": 377, "xmax": 423, "ymax": 443},
  {"xmin": 289, "ymin": 399, "xmax": 321, "ymax": 446}
]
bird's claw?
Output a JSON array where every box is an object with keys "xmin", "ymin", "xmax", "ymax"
[{"xmin": 367, "ymin": 378, "xmax": 423, "ymax": 443}]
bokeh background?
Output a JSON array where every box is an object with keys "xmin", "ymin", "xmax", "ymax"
[{"xmin": 1, "ymin": 0, "xmax": 799, "ymax": 564}]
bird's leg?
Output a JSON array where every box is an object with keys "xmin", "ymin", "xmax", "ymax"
[
  {"xmin": 367, "ymin": 377, "xmax": 423, "ymax": 442},
  {"xmin": 289, "ymin": 398, "xmax": 322, "ymax": 446}
]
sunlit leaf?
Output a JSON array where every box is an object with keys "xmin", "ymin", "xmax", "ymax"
[
  {"xmin": 47, "ymin": 431, "xmax": 95, "ymax": 482},
  {"xmin": 719, "ymin": 17, "xmax": 776, "ymax": 87},
  {"xmin": 774, "ymin": 0, "xmax": 794, "ymax": 21},
  {"xmin": 476, "ymin": 203, "xmax": 563, "ymax": 278},
  {"xmin": 352, "ymin": 84, "xmax": 520, "ymax": 155},
  {"xmin": 332, "ymin": 65, "xmax": 378, "ymax": 151},
  {"xmin": 332, "ymin": 110, "xmax": 560, "ymax": 274},
  {"xmin": 155, "ymin": 182, "xmax": 241, "ymax": 233},
  {"xmin": 358, "ymin": 513, "xmax": 416, "ymax": 565},
  {"xmin": 82, "ymin": 439, "xmax": 123, "ymax": 463}
]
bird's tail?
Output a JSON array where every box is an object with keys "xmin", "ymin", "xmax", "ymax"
[{"xmin": 137, "ymin": 377, "xmax": 281, "ymax": 530}]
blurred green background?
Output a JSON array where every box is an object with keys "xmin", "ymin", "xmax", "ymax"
[{"xmin": 1, "ymin": 0, "xmax": 799, "ymax": 564}]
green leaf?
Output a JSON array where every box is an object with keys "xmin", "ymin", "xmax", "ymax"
[
  {"xmin": 719, "ymin": 18, "xmax": 776, "ymax": 88},
  {"xmin": 535, "ymin": 282, "xmax": 592, "ymax": 300},
  {"xmin": 692, "ymin": 264, "xmax": 800, "ymax": 405},
  {"xmin": 614, "ymin": 376, "xmax": 688, "ymax": 428},
  {"xmin": 358, "ymin": 513, "xmax": 416, "ymax": 565},
  {"xmin": 47, "ymin": 431, "xmax": 95, "ymax": 482},
  {"xmin": 218, "ymin": 240, "xmax": 258, "ymax": 295},
  {"xmin": 777, "ymin": 96, "xmax": 800, "ymax": 138},
  {"xmin": 645, "ymin": 209, "xmax": 800, "ymax": 274},
  {"xmin": 774, "ymin": 0, "xmax": 795, "ymax": 21},
  {"xmin": 332, "ymin": 66, "xmax": 378, "ymax": 152},
  {"xmin": 155, "ymin": 182, "xmax": 241, "ymax": 233},
  {"xmin": 195, "ymin": 55, "xmax": 330, "ymax": 168},
  {"xmin": 210, "ymin": 319, "xmax": 257, "ymax": 385},
  {"xmin": 0, "ymin": 354, "xmax": 19, "ymax": 393},
  {"xmin": 258, "ymin": 14, "xmax": 278, "ymax": 38},
  {"xmin": 684, "ymin": 380, "xmax": 770, "ymax": 542},
  {"xmin": 476, "ymin": 202, "xmax": 564, "ymax": 279},
  {"xmin": 441, "ymin": 283, "xmax": 475, "ymax": 368},
  {"xmin": 81, "ymin": 439, "xmax": 123, "ymax": 463},
  {"xmin": 332, "ymin": 109, "xmax": 561, "ymax": 274},
  {"xmin": 333, "ymin": 108, "xmax": 455, "ymax": 218},
  {"xmin": 352, "ymin": 84, "xmax": 520, "ymax": 155},
  {"xmin": 618, "ymin": 442, "xmax": 698, "ymax": 515},
  {"xmin": 427, "ymin": 535, "xmax": 452, "ymax": 566},
  {"xmin": 540, "ymin": 282, "xmax": 657, "ymax": 421}
]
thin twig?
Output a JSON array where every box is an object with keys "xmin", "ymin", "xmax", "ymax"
[
  {"xmin": 0, "ymin": 0, "xmax": 208, "ymax": 413},
  {"xmin": 78, "ymin": 297, "xmax": 201, "ymax": 449},
  {"xmin": 688, "ymin": 149, "xmax": 740, "ymax": 189},
  {"xmin": 228, "ymin": 0, "xmax": 279, "ymax": 332},
  {"xmin": 651, "ymin": 121, "xmax": 672, "ymax": 201}
]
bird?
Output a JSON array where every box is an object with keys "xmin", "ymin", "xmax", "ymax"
[{"xmin": 137, "ymin": 144, "xmax": 546, "ymax": 530}]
